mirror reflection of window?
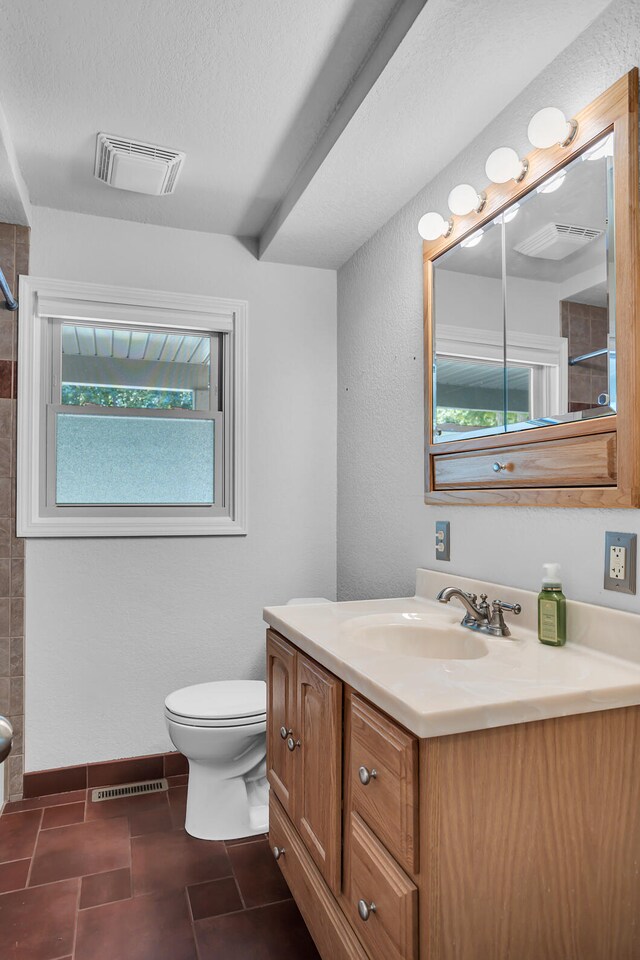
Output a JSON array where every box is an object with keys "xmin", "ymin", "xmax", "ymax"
[{"xmin": 431, "ymin": 132, "xmax": 615, "ymax": 443}]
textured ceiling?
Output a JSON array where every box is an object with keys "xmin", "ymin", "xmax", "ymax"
[
  {"xmin": 260, "ymin": 0, "xmax": 614, "ymax": 267},
  {"xmin": 0, "ymin": 0, "xmax": 614, "ymax": 268},
  {"xmin": 0, "ymin": 0, "xmax": 400, "ymax": 235}
]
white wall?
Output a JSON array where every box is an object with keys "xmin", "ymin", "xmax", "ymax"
[
  {"xmin": 435, "ymin": 270, "xmax": 561, "ymax": 337},
  {"xmin": 26, "ymin": 207, "xmax": 337, "ymax": 770},
  {"xmin": 337, "ymin": 0, "xmax": 640, "ymax": 614}
]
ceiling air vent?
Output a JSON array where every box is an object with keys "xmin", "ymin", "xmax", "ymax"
[
  {"xmin": 94, "ymin": 133, "xmax": 185, "ymax": 195},
  {"xmin": 514, "ymin": 222, "xmax": 603, "ymax": 260}
]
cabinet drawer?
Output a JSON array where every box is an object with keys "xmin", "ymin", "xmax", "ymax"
[
  {"xmin": 346, "ymin": 812, "xmax": 418, "ymax": 960},
  {"xmin": 269, "ymin": 796, "xmax": 369, "ymax": 960},
  {"xmin": 433, "ymin": 432, "xmax": 617, "ymax": 489},
  {"xmin": 349, "ymin": 694, "xmax": 419, "ymax": 873}
]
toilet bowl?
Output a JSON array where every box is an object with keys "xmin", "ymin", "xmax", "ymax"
[{"xmin": 165, "ymin": 680, "xmax": 268, "ymax": 841}]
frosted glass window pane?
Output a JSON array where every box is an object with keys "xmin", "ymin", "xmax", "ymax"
[{"xmin": 56, "ymin": 414, "xmax": 214, "ymax": 505}]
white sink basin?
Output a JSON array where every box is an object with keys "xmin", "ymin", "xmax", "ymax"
[{"xmin": 341, "ymin": 612, "xmax": 488, "ymax": 660}]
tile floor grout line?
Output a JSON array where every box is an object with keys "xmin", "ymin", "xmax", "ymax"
[
  {"xmin": 227, "ymin": 848, "xmax": 248, "ymax": 911},
  {"xmin": 69, "ymin": 873, "xmax": 82, "ymax": 960},
  {"xmin": 3, "ymin": 799, "xmax": 83, "ymax": 816},
  {"xmin": 23, "ymin": 807, "xmax": 43, "ymax": 888},
  {"xmin": 184, "ymin": 885, "xmax": 204, "ymax": 960}
]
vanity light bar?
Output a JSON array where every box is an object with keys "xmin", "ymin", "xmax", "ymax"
[{"xmin": 417, "ymin": 102, "xmax": 579, "ymax": 240}]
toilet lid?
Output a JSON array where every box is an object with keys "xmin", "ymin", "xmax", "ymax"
[{"xmin": 165, "ymin": 680, "xmax": 266, "ymax": 722}]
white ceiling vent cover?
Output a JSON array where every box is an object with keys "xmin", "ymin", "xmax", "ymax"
[
  {"xmin": 94, "ymin": 133, "xmax": 185, "ymax": 195},
  {"xmin": 514, "ymin": 222, "xmax": 603, "ymax": 260}
]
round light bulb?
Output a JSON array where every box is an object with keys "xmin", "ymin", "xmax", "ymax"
[
  {"xmin": 536, "ymin": 171, "xmax": 566, "ymax": 195},
  {"xmin": 417, "ymin": 211, "xmax": 452, "ymax": 241},
  {"xmin": 460, "ymin": 229, "xmax": 484, "ymax": 249},
  {"xmin": 528, "ymin": 107, "xmax": 577, "ymax": 149},
  {"xmin": 485, "ymin": 147, "xmax": 527, "ymax": 184},
  {"xmin": 447, "ymin": 183, "xmax": 485, "ymax": 216}
]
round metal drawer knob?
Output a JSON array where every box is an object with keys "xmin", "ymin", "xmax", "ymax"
[
  {"xmin": 279, "ymin": 726, "xmax": 289, "ymax": 740},
  {"xmin": 492, "ymin": 461, "xmax": 508, "ymax": 472},
  {"xmin": 273, "ymin": 845, "xmax": 285, "ymax": 861},
  {"xmin": 286, "ymin": 736, "xmax": 301, "ymax": 752},
  {"xmin": 358, "ymin": 765, "xmax": 377, "ymax": 786},
  {"xmin": 358, "ymin": 899, "xmax": 377, "ymax": 922}
]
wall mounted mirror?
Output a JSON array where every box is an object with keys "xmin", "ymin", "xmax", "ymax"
[
  {"xmin": 432, "ymin": 133, "xmax": 615, "ymax": 443},
  {"xmin": 423, "ymin": 69, "xmax": 640, "ymax": 508}
]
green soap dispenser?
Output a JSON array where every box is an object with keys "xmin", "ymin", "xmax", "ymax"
[{"xmin": 538, "ymin": 563, "xmax": 566, "ymax": 646}]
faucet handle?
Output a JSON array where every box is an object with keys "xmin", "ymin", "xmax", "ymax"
[{"xmin": 492, "ymin": 600, "xmax": 522, "ymax": 615}]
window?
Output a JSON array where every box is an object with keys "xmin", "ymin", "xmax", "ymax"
[
  {"xmin": 18, "ymin": 277, "xmax": 247, "ymax": 536},
  {"xmin": 434, "ymin": 325, "xmax": 567, "ymax": 442}
]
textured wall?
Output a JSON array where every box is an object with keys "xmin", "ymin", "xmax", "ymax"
[
  {"xmin": 0, "ymin": 222, "xmax": 28, "ymax": 801},
  {"xmin": 26, "ymin": 208, "xmax": 337, "ymax": 771},
  {"xmin": 337, "ymin": 0, "xmax": 640, "ymax": 613}
]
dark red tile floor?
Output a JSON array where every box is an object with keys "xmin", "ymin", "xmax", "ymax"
[{"xmin": 0, "ymin": 776, "xmax": 320, "ymax": 960}]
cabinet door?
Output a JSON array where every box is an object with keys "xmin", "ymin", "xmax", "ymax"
[
  {"xmin": 266, "ymin": 630, "xmax": 297, "ymax": 819},
  {"xmin": 295, "ymin": 651, "xmax": 342, "ymax": 894}
]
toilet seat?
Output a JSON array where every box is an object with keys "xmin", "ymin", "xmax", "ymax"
[
  {"xmin": 164, "ymin": 680, "xmax": 266, "ymax": 729},
  {"xmin": 165, "ymin": 708, "xmax": 266, "ymax": 729}
]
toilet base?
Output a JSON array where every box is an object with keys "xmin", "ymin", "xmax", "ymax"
[{"xmin": 184, "ymin": 761, "xmax": 269, "ymax": 841}]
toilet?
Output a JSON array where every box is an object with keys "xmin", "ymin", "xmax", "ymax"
[{"xmin": 165, "ymin": 679, "xmax": 268, "ymax": 841}]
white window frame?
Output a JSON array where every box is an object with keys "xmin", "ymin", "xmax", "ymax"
[{"xmin": 17, "ymin": 276, "xmax": 247, "ymax": 537}]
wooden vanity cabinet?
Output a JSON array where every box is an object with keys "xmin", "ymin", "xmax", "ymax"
[
  {"xmin": 266, "ymin": 629, "xmax": 342, "ymax": 893},
  {"xmin": 266, "ymin": 631, "xmax": 297, "ymax": 817},
  {"xmin": 267, "ymin": 630, "xmax": 640, "ymax": 960}
]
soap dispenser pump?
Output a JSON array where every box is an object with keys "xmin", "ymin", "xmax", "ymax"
[{"xmin": 538, "ymin": 562, "xmax": 566, "ymax": 646}]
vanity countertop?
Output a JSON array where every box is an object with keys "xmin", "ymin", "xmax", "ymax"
[{"xmin": 263, "ymin": 569, "xmax": 640, "ymax": 738}]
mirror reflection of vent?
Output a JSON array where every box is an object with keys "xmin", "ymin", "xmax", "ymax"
[
  {"xmin": 514, "ymin": 222, "xmax": 603, "ymax": 260},
  {"xmin": 94, "ymin": 133, "xmax": 185, "ymax": 195}
]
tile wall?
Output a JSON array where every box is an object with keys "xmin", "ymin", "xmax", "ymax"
[
  {"xmin": 560, "ymin": 299, "xmax": 609, "ymax": 413},
  {"xmin": 0, "ymin": 222, "xmax": 29, "ymax": 800}
]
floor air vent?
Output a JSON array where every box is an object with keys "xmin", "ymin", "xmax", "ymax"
[{"xmin": 91, "ymin": 778, "xmax": 168, "ymax": 802}]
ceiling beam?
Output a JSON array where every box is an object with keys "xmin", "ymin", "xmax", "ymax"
[{"xmin": 258, "ymin": 0, "xmax": 427, "ymax": 262}]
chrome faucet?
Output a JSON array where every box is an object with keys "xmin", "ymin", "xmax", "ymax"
[{"xmin": 436, "ymin": 586, "xmax": 521, "ymax": 638}]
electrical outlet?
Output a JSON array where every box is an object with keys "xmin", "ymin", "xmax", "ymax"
[
  {"xmin": 609, "ymin": 545, "xmax": 626, "ymax": 580},
  {"xmin": 435, "ymin": 520, "xmax": 450, "ymax": 561},
  {"xmin": 604, "ymin": 532, "xmax": 637, "ymax": 594}
]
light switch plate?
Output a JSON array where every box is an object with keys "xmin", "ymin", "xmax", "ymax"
[
  {"xmin": 604, "ymin": 532, "xmax": 637, "ymax": 594},
  {"xmin": 435, "ymin": 520, "xmax": 450, "ymax": 561}
]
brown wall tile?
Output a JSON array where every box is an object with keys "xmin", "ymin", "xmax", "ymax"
[
  {"xmin": 9, "ymin": 677, "xmax": 23, "ymax": 715},
  {"xmin": 0, "ymin": 598, "xmax": 10, "ymax": 637},
  {"xmin": 0, "ymin": 361, "xmax": 12, "ymax": 399},
  {"xmin": 11, "ymin": 559, "xmax": 23, "ymax": 597},
  {"xmin": 87, "ymin": 754, "xmax": 165, "ymax": 789},
  {"xmin": 0, "ymin": 519, "xmax": 11, "ymax": 558},
  {"xmin": 0, "ymin": 638, "xmax": 8, "ymax": 676},
  {"xmin": 0, "ymin": 221, "xmax": 27, "ymax": 800},
  {"xmin": 23, "ymin": 764, "xmax": 88, "ymax": 799},
  {"xmin": 10, "ymin": 637, "xmax": 22, "ymax": 676},
  {"xmin": 10, "ymin": 598, "xmax": 23, "ymax": 637},
  {"xmin": 0, "ymin": 558, "xmax": 10, "ymax": 597},
  {"xmin": 0, "ymin": 400, "xmax": 12, "ymax": 439},
  {"xmin": 164, "ymin": 752, "xmax": 188, "ymax": 777},
  {"xmin": 7, "ymin": 713, "xmax": 23, "ymax": 754},
  {"xmin": 0, "ymin": 676, "xmax": 9, "ymax": 714},
  {"xmin": 0, "ymin": 478, "xmax": 10, "ymax": 517},
  {"xmin": 8, "ymin": 754, "xmax": 23, "ymax": 797},
  {"xmin": 0, "ymin": 319, "xmax": 14, "ymax": 362}
]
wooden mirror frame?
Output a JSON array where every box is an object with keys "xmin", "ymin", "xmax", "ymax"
[{"xmin": 423, "ymin": 68, "xmax": 639, "ymax": 508}]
